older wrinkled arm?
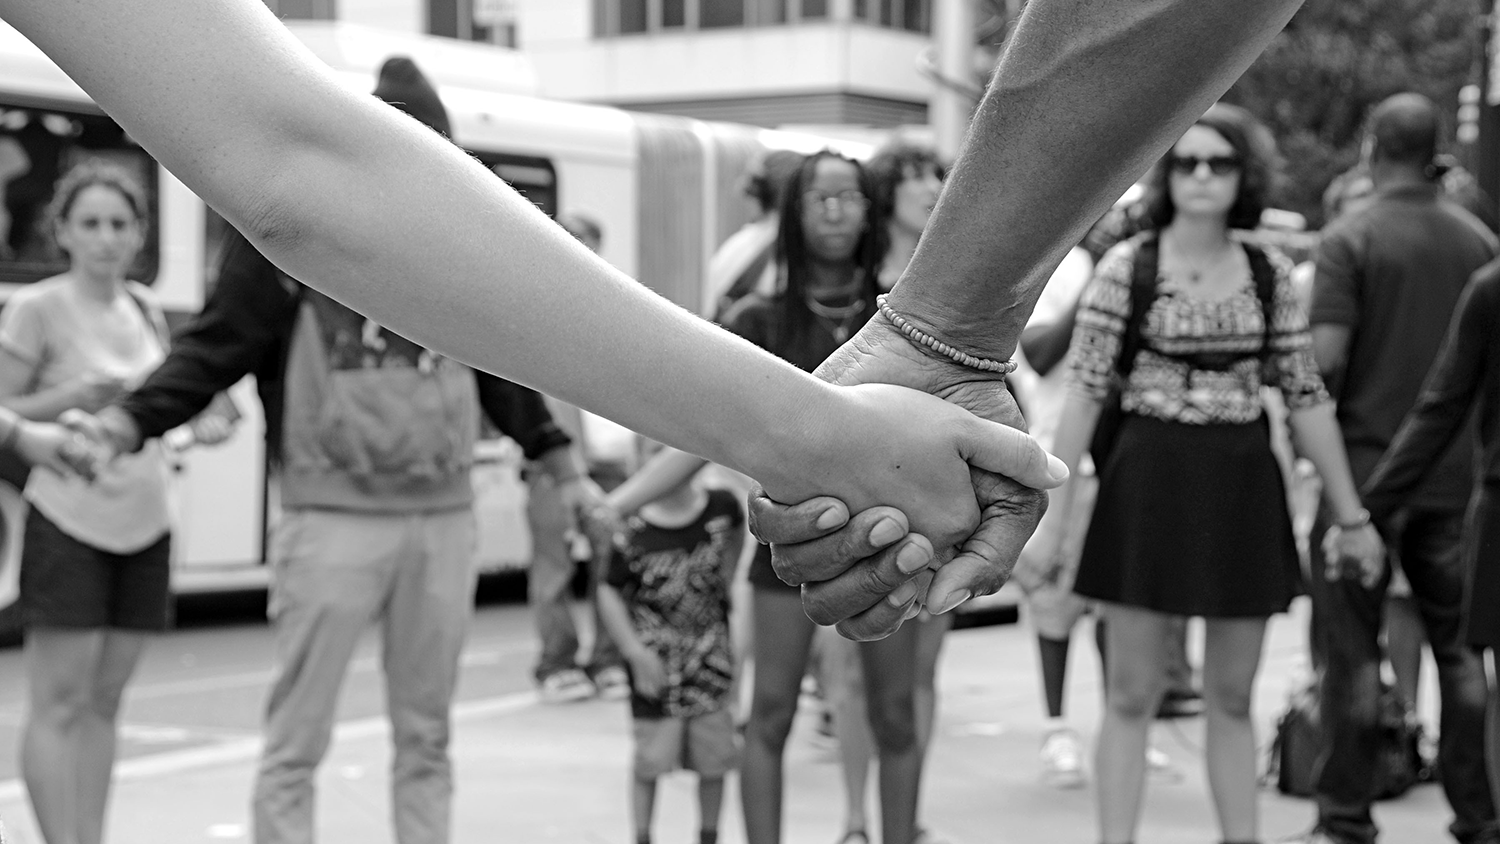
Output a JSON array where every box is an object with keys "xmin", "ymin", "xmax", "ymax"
[
  {"xmin": 760, "ymin": 0, "xmax": 1306, "ymax": 639},
  {"xmin": 889, "ymin": 0, "xmax": 1305, "ymax": 355}
]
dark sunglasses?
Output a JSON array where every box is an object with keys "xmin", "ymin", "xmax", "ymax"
[{"xmin": 1168, "ymin": 154, "xmax": 1243, "ymax": 176}]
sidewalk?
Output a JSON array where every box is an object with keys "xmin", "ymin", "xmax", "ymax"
[{"xmin": 0, "ymin": 597, "xmax": 1451, "ymax": 844}]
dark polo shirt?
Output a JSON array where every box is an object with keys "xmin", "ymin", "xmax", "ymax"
[
  {"xmin": 1311, "ymin": 182, "xmax": 1497, "ymax": 511},
  {"xmin": 1364, "ymin": 262, "xmax": 1500, "ymax": 521}
]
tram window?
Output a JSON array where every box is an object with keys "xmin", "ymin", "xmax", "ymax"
[
  {"xmin": 0, "ymin": 106, "xmax": 158, "ymax": 288},
  {"xmin": 478, "ymin": 153, "xmax": 558, "ymax": 219}
]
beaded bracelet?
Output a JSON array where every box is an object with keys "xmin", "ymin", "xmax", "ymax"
[{"xmin": 876, "ymin": 295, "xmax": 1017, "ymax": 375}]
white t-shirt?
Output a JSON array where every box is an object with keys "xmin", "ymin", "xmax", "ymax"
[
  {"xmin": 1010, "ymin": 246, "xmax": 1094, "ymax": 452},
  {"xmin": 0, "ymin": 278, "xmax": 170, "ymax": 553},
  {"xmin": 703, "ymin": 216, "xmax": 779, "ymax": 317}
]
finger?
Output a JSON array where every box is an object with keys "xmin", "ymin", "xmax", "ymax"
[
  {"xmin": 768, "ymin": 506, "xmax": 914, "ymax": 586},
  {"xmin": 746, "ymin": 485, "xmax": 850, "ymax": 545},
  {"xmin": 957, "ymin": 417, "xmax": 1068, "ymax": 491},
  {"xmin": 798, "ymin": 534, "xmax": 935, "ymax": 626},
  {"xmin": 831, "ymin": 571, "xmax": 932, "ymax": 642},
  {"xmin": 927, "ymin": 469, "xmax": 1047, "ymax": 614}
]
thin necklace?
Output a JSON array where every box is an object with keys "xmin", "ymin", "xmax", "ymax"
[
  {"xmin": 805, "ymin": 295, "xmax": 865, "ymax": 343},
  {"xmin": 1167, "ymin": 237, "xmax": 1232, "ymax": 284}
]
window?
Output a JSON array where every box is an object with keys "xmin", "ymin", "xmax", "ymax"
[
  {"xmin": 701, "ymin": 0, "xmax": 745, "ymax": 27},
  {"xmin": 852, "ymin": 0, "xmax": 929, "ymax": 32},
  {"xmin": 429, "ymin": 0, "xmax": 520, "ymax": 44},
  {"xmin": 474, "ymin": 152, "xmax": 559, "ymax": 220},
  {"xmin": 0, "ymin": 106, "xmax": 158, "ymax": 287},
  {"xmin": 596, "ymin": 0, "xmax": 831, "ymax": 34}
]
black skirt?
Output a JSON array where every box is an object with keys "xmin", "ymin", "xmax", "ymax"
[
  {"xmin": 1463, "ymin": 488, "xmax": 1500, "ymax": 649},
  {"xmin": 1073, "ymin": 413, "xmax": 1300, "ymax": 618}
]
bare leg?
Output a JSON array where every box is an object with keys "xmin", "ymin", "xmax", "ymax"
[
  {"xmin": 20, "ymin": 628, "xmax": 107, "ymax": 844},
  {"xmin": 1200, "ymin": 616, "xmax": 1269, "ymax": 844},
  {"xmin": 1094, "ymin": 604, "xmax": 1173, "ymax": 844},
  {"xmin": 632, "ymin": 772, "xmax": 656, "ymax": 843},
  {"xmin": 75, "ymin": 631, "xmax": 148, "ymax": 844},
  {"xmin": 697, "ymin": 775, "xmax": 725, "ymax": 841},
  {"xmin": 740, "ymin": 587, "xmax": 817, "ymax": 844},
  {"xmin": 860, "ymin": 622, "xmax": 921, "ymax": 844},
  {"xmin": 913, "ymin": 612, "xmax": 953, "ymax": 753},
  {"xmin": 819, "ymin": 627, "xmax": 872, "ymax": 839}
]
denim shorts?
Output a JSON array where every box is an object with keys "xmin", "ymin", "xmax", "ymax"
[
  {"xmin": 20, "ymin": 508, "xmax": 172, "ymax": 631},
  {"xmin": 631, "ymin": 707, "xmax": 739, "ymax": 779}
]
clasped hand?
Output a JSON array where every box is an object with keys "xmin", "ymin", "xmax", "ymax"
[
  {"xmin": 747, "ymin": 315, "xmax": 1066, "ymax": 642},
  {"xmin": 1320, "ymin": 522, "xmax": 1386, "ymax": 589}
]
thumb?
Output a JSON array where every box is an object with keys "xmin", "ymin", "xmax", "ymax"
[{"xmin": 956, "ymin": 416, "xmax": 1068, "ymax": 491}]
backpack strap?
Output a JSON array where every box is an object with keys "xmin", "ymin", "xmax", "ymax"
[
  {"xmin": 124, "ymin": 285, "xmax": 171, "ymax": 351},
  {"xmin": 1117, "ymin": 231, "xmax": 1159, "ymax": 380},
  {"xmin": 1242, "ymin": 241, "xmax": 1278, "ymax": 359}
]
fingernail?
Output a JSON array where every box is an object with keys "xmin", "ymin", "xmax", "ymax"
[
  {"xmin": 868, "ymin": 517, "xmax": 904, "ymax": 548},
  {"xmin": 934, "ymin": 590, "xmax": 972, "ymax": 615},
  {"xmin": 815, "ymin": 507, "xmax": 845, "ymax": 530},
  {"xmin": 1046, "ymin": 453, "xmax": 1069, "ymax": 482},
  {"xmin": 895, "ymin": 543, "xmax": 930, "ymax": 574},
  {"xmin": 886, "ymin": 580, "xmax": 918, "ymax": 607},
  {"xmin": 903, "ymin": 602, "xmax": 922, "ymax": 621}
]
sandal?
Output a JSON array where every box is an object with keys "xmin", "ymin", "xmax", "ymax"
[{"xmin": 913, "ymin": 828, "xmax": 952, "ymax": 844}]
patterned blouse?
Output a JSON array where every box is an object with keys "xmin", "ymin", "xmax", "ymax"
[{"xmin": 1067, "ymin": 237, "xmax": 1330, "ymax": 425}]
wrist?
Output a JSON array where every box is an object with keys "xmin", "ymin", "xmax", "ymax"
[
  {"xmin": 884, "ymin": 287, "xmax": 1019, "ymax": 363},
  {"xmin": 1334, "ymin": 508, "xmax": 1371, "ymax": 531},
  {"xmin": 96, "ymin": 406, "xmax": 143, "ymax": 453}
]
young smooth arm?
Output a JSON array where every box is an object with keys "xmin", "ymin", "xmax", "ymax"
[
  {"xmin": 753, "ymin": 0, "xmax": 1305, "ymax": 639},
  {"xmin": 597, "ymin": 582, "xmax": 665, "ymax": 701},
  {"xmin": 0, "ymin": 0, "xmax": 1062, "ymax": 591}
]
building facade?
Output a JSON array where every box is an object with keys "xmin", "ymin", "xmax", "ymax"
[{"xmin": 268, "ymin": 0, "xmax": 959, "ymax": 130}]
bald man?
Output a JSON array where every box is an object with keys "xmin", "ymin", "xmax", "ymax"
[{"xmin": 1301, "ymin": 92, "xmax": 1500, "ymax": 844}]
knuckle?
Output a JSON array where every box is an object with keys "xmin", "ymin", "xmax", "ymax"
[{"xmin": 769, "ymin": 548, "xmax": 808, "ymax": 587}]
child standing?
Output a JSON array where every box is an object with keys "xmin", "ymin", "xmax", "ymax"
[{"xmin": 597, "ymin": 473, "xmax": 745, "ymax": 844}]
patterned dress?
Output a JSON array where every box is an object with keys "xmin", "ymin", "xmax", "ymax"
[
  {"xmin": 606, "ymin": 489, "xmax": 743, "ymax": 718},
  {"xmin": 1067, "ymin": 235, "xmax": 1332, "ymax": 617}
]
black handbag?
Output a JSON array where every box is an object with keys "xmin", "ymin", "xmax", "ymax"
[{"xmin": 1266, "ymin": 676, "xmax": 1430, "ymax": 801}]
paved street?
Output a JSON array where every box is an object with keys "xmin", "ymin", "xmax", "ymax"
[{"xmin": 0, "ymin": 591, "xmax": 1452, "ymax": 844}]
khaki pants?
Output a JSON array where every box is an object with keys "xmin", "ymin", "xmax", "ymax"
[{"xmin": 253, "ymin": 508, "xmax": 478, "ymax": 844}]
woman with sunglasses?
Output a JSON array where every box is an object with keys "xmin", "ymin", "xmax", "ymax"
[{"xmin": 1028, "ymin": 104, "xmax": 1380, "ymax": 844}]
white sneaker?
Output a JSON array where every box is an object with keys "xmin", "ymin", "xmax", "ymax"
[
  {"xmin": 538, "ymin": 668, "xmax": 595, "ymax": 703},
  {"xmin": 1145, "ymin": 744, "xmax": 1184, "ymax": 782},
  {"xmin": 592, "ymin": 666, "xmax": 632, "ymax": 701},
  {"xmin": 1039, "ymin": 728, "xmax": 1086, "ymax": 789}
]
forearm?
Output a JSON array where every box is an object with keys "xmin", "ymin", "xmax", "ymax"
[
  {"xmin": 608, "ymin": 448, "xmax": 710, "ymax": 516},
  {"xmin": 0, "ymin": 0, "xmax": 832, "ymax": 492},
  {"xmin": 597, "ymin": 585, "xmax": 648, "ymax": 661},
  {"xmin": 888, "ymin": 0, "xmax": 1302, "ymax": 357},
  {"xmin": 1036, "ymin": 391, "xmax": 1103, "ymax": 534},
  {"xmin": 1289, "ymin": 402, "xmax": 1366, "ymax": 522},
  {"xmin": 536, "ymin": 444, "xmax": 589, "ymax": 485},
  {"xmin": 1, "ymin": 387, "xmax": 85, "ymax": 422}
]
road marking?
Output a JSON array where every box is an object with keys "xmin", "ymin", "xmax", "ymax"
[
  {"xmin": 0, "ymin": 688, "xmax": 540, "ymax": 806},
  {"xmin": 58, "ymin": 638, "xmax": 535, "ymax": 703}
]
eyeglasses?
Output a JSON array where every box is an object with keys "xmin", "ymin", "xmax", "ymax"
[
  {"xmin": 1168, "ymin": 155, "xmax": 1243, "ymax": 177},
  {"xmin": 802, "ymin": 190, "xmax": 870, "ymax": 215}
]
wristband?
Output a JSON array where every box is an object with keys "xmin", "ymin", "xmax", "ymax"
[
  {"xmin": 1335, "ymin": 508, "xmax": 1371, "ymax": 530},
  {"xmin": 876, "ymin": 295, "xmax": 1017, "ymax": 375}
]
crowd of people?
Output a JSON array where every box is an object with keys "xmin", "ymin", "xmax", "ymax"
[{"xmin": 0, "ymin": 0, "xmax": 1497, "ymax": 844}]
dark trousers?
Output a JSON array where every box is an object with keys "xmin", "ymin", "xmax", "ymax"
[{"xmin": 1307, "ymin": 506, "xmax": 1497, "ymax": 844}]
